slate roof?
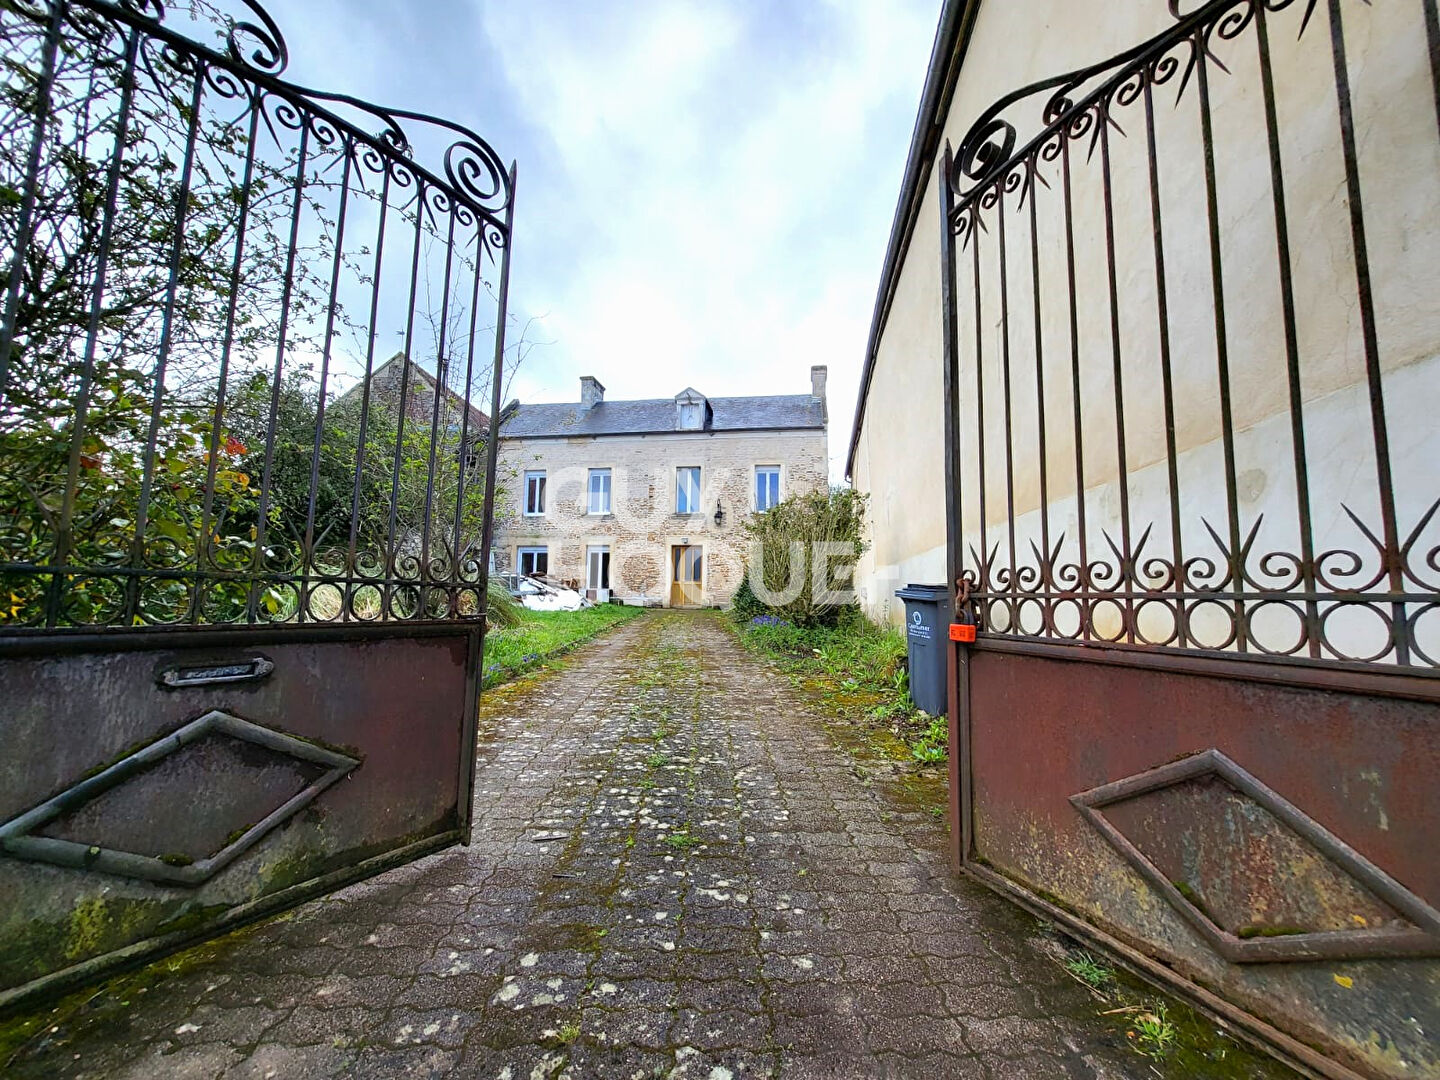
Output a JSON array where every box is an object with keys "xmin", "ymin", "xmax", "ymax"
[{"xmin": 499, "ymin": 393, "xmax": 825, "ymax": 439}]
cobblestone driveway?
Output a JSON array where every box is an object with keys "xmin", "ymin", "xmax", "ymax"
[{"xmin": 6, "ymin": 612, "xmax": 1291, "ymax": 1079}]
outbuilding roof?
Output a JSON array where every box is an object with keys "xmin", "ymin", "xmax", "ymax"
[
  {"xmin": 335, "ymin": 352, "xmax": 490, "ymax": 432},
  {"xmin": 499, "ymin": 394, "xmax": 824, "ymax": 440}
]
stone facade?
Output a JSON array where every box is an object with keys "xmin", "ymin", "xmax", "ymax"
[{"xmin": 494, "ymin": 377, "xmax": 827, "ymax": 607}]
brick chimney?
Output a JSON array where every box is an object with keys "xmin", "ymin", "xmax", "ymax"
[
  {"xmin": 811, "ymin": 365, "xmax": 827, "ymax": 422},
  {"xmin": 580, "ymin": 375, "xmax": 605, "ymax": 410}
]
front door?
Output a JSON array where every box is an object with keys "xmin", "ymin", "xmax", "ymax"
[{"xmin": 670, "ymin": 545, "xmax": 703, "ymax": 607}]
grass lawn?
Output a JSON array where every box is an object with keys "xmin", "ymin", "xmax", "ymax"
[{"xmin": 483, "ymin": 603, "xmax": 645, "ymax": 688}]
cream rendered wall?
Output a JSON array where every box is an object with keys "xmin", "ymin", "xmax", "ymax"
[
  {"xmin": 495, "ymin": 428, "xmax": 827, "ymax": 607},
  {"xmin": 855, "ymin": 3, "xmax": 1184, "ymax": 625},
  {"xmin": 853, "ymin": 0, "xmax": 1440, "ymax": 656}
]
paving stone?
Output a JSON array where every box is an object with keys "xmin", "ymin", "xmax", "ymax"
[
  {"xmin": 3, "ymin": 613, "xmax": 1291, "ymax": 1080},
  {"xmin": 264, "ymin": 1004, "xmax": 374, "ymax": 1046},
  {"xmin": 170, "ymin": 1002, "xmax": 285, "ymax": 1048},
  {"xmin": 220, "ymin": 1042, "xmax": 361, "ymax": 1078},
  {"xmin": 375, "ymin": 1009, "xmax": 476, "ymax": 1050}
]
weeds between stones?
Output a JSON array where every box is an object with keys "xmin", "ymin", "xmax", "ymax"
[
  {"xmin": 663, "ymin": 829, "xmax": 700, "ymax": 852},
  {"xmin": 1063, "ymin": 951, "xmax": 1115, "ymax": 991},
  {"xmin": 1047, "ymin": 939, "xmax": 1268, "ymax": 1073}
]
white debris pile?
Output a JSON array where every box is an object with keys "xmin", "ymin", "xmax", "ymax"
[{"xmin": 516, "ymin": 575, "xmax": 587, "ymax": 612}]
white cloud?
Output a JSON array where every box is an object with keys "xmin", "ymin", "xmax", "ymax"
[
  {"xmin": 260, "ymin": 0, "xmax": 941, "ymax": 480},
  {"xmin": 482, "ymin": 0, "xmax": 939, "ymax": 479}
]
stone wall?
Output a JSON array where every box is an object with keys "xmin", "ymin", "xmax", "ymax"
[{"xmin": 495, "ymin": 428, "xmax": 827, "ymax": 606}]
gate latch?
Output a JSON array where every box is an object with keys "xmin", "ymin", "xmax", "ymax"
[{"xmin": 949, "ymin": 575, "xmax": 977, "ymax": 643}]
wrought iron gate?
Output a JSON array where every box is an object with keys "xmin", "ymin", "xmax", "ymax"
[
  {"xmin": 938, "ymin": 2, "xmax": 1439, "ymax": 1077},
  {"xmin": 0, "ymin": 0, "xmax": 514, "ymax": 1011}
]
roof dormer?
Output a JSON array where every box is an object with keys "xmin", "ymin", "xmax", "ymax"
[{"xmin": 674, "ymin": 387, "xmax": 709, "ymax": 431}]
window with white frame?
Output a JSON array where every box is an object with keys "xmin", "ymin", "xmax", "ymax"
[
  {"xmin": 523, "ymin": 470, "xmax": 546, "ymax": 515},
  {"xmin": 755, "ymin": 465, "xmax": 781, "ymax": 511},
  {"xmin": 588, "ymin": 468, "xmax": 612, "ymax": 515},
  {"xmin": 517, "ymin": 547, "xmax": 548, "ymax": 577},
  {"xmin": 676, "ymin": 466, "xmax": 701, "ymax": 514}
]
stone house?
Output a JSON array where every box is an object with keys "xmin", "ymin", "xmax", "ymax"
[
  {"xmin": 335, "ymin": 351, "xmax": 490, "ymax": 469},
  {"xmin": 328, "ymin": 352, "xmax": 491, "ymax": 568},
  {"xmin": 493, "ymin": 369, "xmax": 828, "ymax": 607}
]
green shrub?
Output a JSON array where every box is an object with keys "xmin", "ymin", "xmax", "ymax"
[
  {"xmin": 728, "ymin": 573, "xmax": 765, "ymax": 622},
  {"xmin": 487, "ymin": 577, "xmax": 523, "ymax": 629},
  {"xmin": 742, "ymin": 488, "xmax": 869, "ymax": 627}
]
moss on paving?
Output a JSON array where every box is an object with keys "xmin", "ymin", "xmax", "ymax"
[
  {"xmin": 726, "ymin": 609, "xmax": 1297, "ymax": 1079},
  {"xmin": 725, "ymin": 611, "xmax": 950, "ymax": 830}
]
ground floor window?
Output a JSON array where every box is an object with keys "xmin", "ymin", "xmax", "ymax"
[{"xmin": 518, "ymin": 546, "xmax": 548, "ymax": 577}]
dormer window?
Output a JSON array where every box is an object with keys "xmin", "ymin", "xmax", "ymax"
[{"xmin": 674, "ymin": 388, "xmax": 707, "ymax": 431}]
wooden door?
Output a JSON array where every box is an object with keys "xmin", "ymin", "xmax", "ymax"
[{"xmin": 670, "ymin": 545, "xmax": 703, "ymax": 607}]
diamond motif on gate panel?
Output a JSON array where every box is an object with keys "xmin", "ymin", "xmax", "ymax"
[
  {"xmin": 1070, "ymin": 750, "xmax": 1440, "ymax": 962},
  {"xmin": 0, "ymin": 711, "xmax": 359, "ymax": 887}
]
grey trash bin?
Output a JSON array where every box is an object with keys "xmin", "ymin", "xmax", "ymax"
[{"xmin": 894, "ymin": 584, "xmax": 953, "ymax": 717}]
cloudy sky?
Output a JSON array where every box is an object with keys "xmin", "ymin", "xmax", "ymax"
[{"xmin": 262, "ymin": 0, "xmax": 942, "ymax": 480}]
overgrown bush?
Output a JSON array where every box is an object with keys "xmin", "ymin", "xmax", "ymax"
[
  {"xmin": 728, "ymin": 573, "xmax": 766, "ymax": 622},
  {"xmin": 741, "ymin": 488, "xmax": 868, "ymax": 627},
  {"xmin": 487, "ymin": 577, "xmax": 523, "ymax": 629}
]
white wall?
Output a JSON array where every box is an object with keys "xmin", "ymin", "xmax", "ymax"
[{"xmin": 853, "ymin": 0, "xmax": 1440, "ymax": 664}]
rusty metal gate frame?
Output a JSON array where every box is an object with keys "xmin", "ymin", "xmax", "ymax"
[
  {"xmin": 937, "ymin": 2, "xmax": 1440, "ymax": 1078},
  {"xmin": 0, "ymin": 0, "xmax": 515, "ymax": 1012}
]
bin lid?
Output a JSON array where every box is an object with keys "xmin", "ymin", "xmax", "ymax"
[{"xmin": 894, "ymin": 583, "xmax": 950, "ymax": 602}]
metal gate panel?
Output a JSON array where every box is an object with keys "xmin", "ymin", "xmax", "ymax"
[
  {"xmin": 0, "ymin": 0, "xmax": 516, "ymax": 1012},
  {"xmin": 935, "ymin": 1, "xmax": 1440, "ymax": 1076},
  {"xmin": 0, "ymin": 625, "xmax": 478, "ymax": 1010},
  {"xmin": 961, "ymin": 644, "xmax": 1438, "ymax": 1076},
  {"xmin": 966, "ymin": 647, "xmax": 1439, "ymax": 923}
]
